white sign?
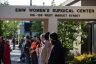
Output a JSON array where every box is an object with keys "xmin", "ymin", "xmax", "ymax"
[{"xmin": 0, "ymin": 6, "xmax": 96, "ymax": 19}]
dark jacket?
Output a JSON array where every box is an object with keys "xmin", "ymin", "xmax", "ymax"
[
  {"xmin": 48, "ymin": 40, "xmax": 65, "ymax": 64},
  {"xmin": 0, "ymin": 40, "xmax": 5, "ymax": 56},
  {"xmin": 24, "ymin": 40, "xmax": 31, "ymax": 54}
]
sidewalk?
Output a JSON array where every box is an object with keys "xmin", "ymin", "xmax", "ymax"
[{"xmin": 10, "ymin": 45, "xmax": 25, "ymax": 64}]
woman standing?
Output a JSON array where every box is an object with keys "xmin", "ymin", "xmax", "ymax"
[
  {"xmin": 41, "ymin": 32, "xmax": 52, "ymax": 64},
  {"xmin": 48, "ymin": 32, "xmax": 65, "ymax": 64},
  {"xmin": 4, "ymin": 40, "xmax": 11, "ymax": 64},
  {"xmin": 30, "ymin": 40, "xmax": 38, "ymax": 64}
]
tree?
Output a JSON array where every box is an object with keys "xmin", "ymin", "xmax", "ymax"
[
  {"xmin": 58, "ymin": 20, "xmax": 80, "ymax": 49},
  {"xmin": 1, "ymin": 20, "xmax": 19, "ymax": 38},
  {"xmin": 51, "ymin": 0, "xmax": 56, "ymax": 6},
  {"xmin": 0, "ymin": 20, "xmax": 3, "ymax": 35},
  {"xmin": 30, "ymin": 21, "xmax": 43, "ymax": 37},
  {"xmin": 0, "ymin": 0, "xmax": 9, "ymax": 37},
  {"xmin": 80, "ymin": 21, "xmax": 88, "ymax": 44},
  {"xmin": 0, "ymin": 0, "xmax": 9, "ymax": 5}
]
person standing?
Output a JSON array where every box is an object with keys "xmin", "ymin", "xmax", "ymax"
[
  {"xmin": 30, "ymin": 40, "xmax": 38, "ymax": 64},
  {"xmin": 24, "ymin": 36, "xmax": 31, "ymax": 64},
  {"xmin": 37, "ymin": 38, "xmax": 44, "ymax": 64},
  {"xmin": 12, "ymin": 37, "xmax": 16, "ymax": 50},
  {"xmin": 38, "ymin": 33, "xmax": 45, "ymax": 64},
  {"xmin": 4, "ymin": 40, "xmax": 11, "ymax": 64},
  {"xmin": 48, "ymin": 32, "xmax": 65, "ymax": 64},
  {"xmin": 0, "ymin": 36, "xmax": 4, "ymax": 64},
  {"xmin": 19, "ymin": 38, "xmax": 26, "ymax": 63},
  {"xmin": 41, "ymin": 32, "xmax": 52, "ymax": 64}
]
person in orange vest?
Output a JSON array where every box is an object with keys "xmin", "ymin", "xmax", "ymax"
[
  {"xmin": 4, "ymin": 39, "xmax": 11, "ymax": 64},
  {"xmin": 30, "ymin": 40, "xmax": 38, "ymax": 64}
]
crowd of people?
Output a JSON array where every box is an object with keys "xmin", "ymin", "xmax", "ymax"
[
  {"xmin": 19, "ymin": 32, "xmax": 65, "ymax": 64},
  {"xmin": 0, "ymin": 32, "xmax": 65, "ymax": 64}
]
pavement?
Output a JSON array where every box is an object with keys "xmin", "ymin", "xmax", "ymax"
[{"xmin": 10, "ymin": 45, "xmax": 26, "ymax": 64}]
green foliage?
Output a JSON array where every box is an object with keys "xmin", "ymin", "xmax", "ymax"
[
  {"xmin": 58, "ymin": 21, "xmax": 88, "ymax": 64},
  {"xmin": 0, "ymin": 20, "xmax": 3, "ymax": 34},
  {"xmin": 58, "ymin": 20, "xmax": 80, "ymax": 49},
  {"xmin": 58, "ymin": 20, "xmax": 88, "ymax": 48},
  {"xmin": 0, "ymin": 20, "xmax": 19, "ymax": 38},
  {"xmin": 80, "ymin": 22, "xmax": 88, "ymax": 44},
  {"xmin": 0, "ymin": 2, "xmax": 8, "ymax": 31},
  {"xmin": 31, "ymin": 21, "xmax": 43, "ymax": 36}
]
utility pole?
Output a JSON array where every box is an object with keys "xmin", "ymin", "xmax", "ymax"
[
  {"xmin": 43, "ymin": 2, "xmax": 45, "ymax": 6},
  {"xmin": 30, "ymin": 0, "xmax": 32, "ymax": 6},
  {"xmin": 30, "ymin": 0, "xmax": 32, "ymax": 37}
]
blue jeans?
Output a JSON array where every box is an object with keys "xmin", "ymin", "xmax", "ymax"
[{"xmin": 13, "ymin": 43, "xmax": 15, "ymax": 50}]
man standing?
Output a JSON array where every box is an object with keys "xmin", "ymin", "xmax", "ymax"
[
  {"xmin": 24, "ymin": 36, "xmax": 31, "ymax": 64},
  {"xmin": 12, "ymin": 37, "xmax": 16, "ymax": 50}
]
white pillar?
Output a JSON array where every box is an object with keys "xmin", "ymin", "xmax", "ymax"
[
  {"xmin": 48, "ymin": 17, "xmax": 58, "ymax": 33},
  {"xmin": 43, "ymin": 20, "xmax": 48, "ymax": 33}
]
